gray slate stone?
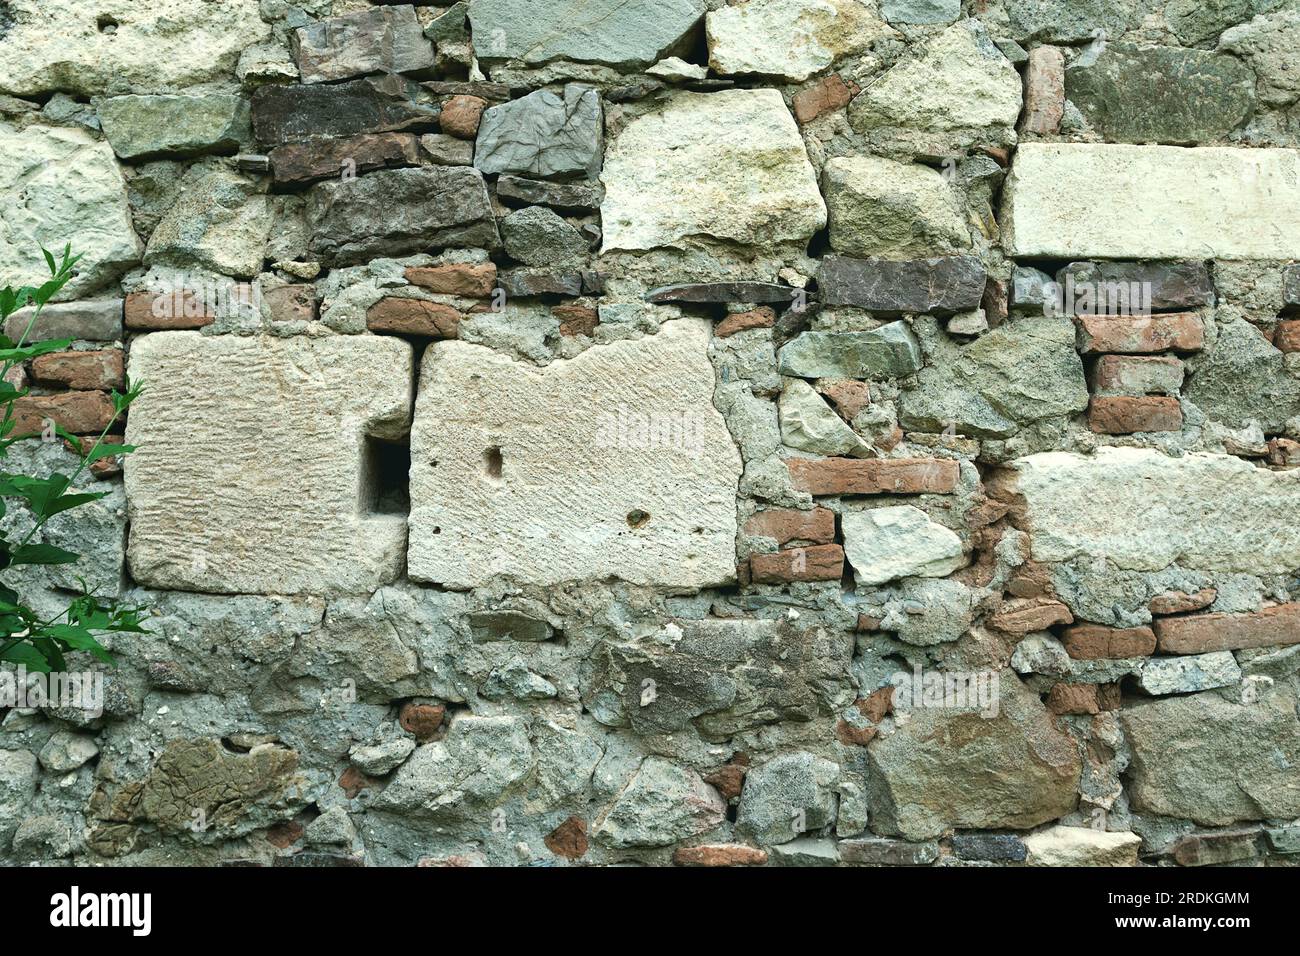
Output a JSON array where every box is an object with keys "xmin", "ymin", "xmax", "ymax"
[
  {"xmin": 475, "ymin": 86, "xmax": 603, "ymax": 181},
  {"xmin": 469, "ymin": 611, "xmax": 553, "ymax": 643},
  {"xmin": 1007, "ymin": 0, "xmax": 1139, "ymax": 42},
  {"xmin": 99, "ymin": 94, "xmax": 250, "ymax": 160},
  {"xmin": 647, "ymin": 282, "xmax": 799, "ymax": 305},
  {"xmin": 1066, "ymin": 45, "xmax": 1255, "ymax": 144},
  {"xmin": 951, "ymin": 833, "xmax": 1028, "ymax": 861},
  {"xmin": 1185, "ymin": 316, "xmax": 1300, "ymax": 431},
  {"xmin": 777, "ymin": 322, "xmax": 923, "ymax": 379},
  {"xmin": 817, "ymin": 256, "xmax": 986, "ymax": 315},
  {"xmin": 840, "ymin": 836, "xmax": 938, "ymax": 865},
  {"xmin": 501, "ymin": 206, "xmax": 589, "ymax": 266},
  {"xmin": 1056, "ymin": 260, "xmax": 1214, "ymax": 312},
  {"xmin": 470, "ymin": 0, "xmax": 707, "ymax": 69},
  {"xmin": 1283, "ymin": 263, "xmax": 1300, "ymax": 311},
  {"xmin": 5, "ymin": 298, "xmax": 122, "ymax": 342},
  {"xmin": 736, "ymin": 751, "xmax": 839, "ymax": 845},
  {"xmin": 880, "ymin": 0, "xmax": 960, "ymax": 24},
  {"xmin": 496, "ymin": 175, "xmax": 604, "ymax": 212},
  {"xmin": 593, "ymin": 757, "xmax": 726, "ymax": 848},
  {"xmin": 292, "ymin": 5, "xmax": 434, "ymax": 84},
  {"xmin": 251, "ymin": 77, "xmax": 439, "ymax": 147},
  {"xmin": 306, "ymin": 165, "xmax": 499, "ymax": 265}
]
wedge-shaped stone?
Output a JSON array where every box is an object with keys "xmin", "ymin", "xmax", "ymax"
[
  {"xmin": 601, "ymin": 89, "xmax": 826, "ymax": 253},
  {"xmin": 408, "ymin": 319, "xmax": 741, "ymax": 589},
  {"xmin": 125, "ymin": 333, "xmax": 413, "ymax": 595},
  {"xmin": 1003, "ymin": 144, "xmax": 1300, "ymax": 259},
  {"xmin": 0, "ymin": 124, "xmax": 140, "ymax": 300},
  {"xmin": 1003, "ymin": 448, "xmax": 1300, "ymax": 574}
]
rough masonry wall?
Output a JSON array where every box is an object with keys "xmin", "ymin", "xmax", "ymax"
[{"xmin": 1, "ymin": 0, "xmax": 1299, "ymax": 867}]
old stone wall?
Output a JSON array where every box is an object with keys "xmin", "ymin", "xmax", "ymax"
[{"xmin": 1, "ymin": 0, "xmax": 1299, "ymax": 867}]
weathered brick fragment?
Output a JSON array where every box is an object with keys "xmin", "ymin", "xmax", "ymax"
[
  {"xmin": 787, "ymin": 457, "xmax": 959, "ymax": 495},
  {"xmin": 1077, "ymin": 313, "xmax": 1204, "ymax": 354},
  {"xmin": 1155, "ymin": 604, "xmax": 1300, "ymax": 654},
  {"xmin": 750, "ymin": 544, "xmax": 844, "ymax": 583},
  {"xmin": 1088, "ymin": 395, "xmax": 1183, "ymax": 434},
  {"xmin": 1061, "ymin": 624, "xmax": 1156, "ymax": 660},
  {"xmin": 31, "ymin": 350, "xmax": 124, "ymax": 391},
  {"xmin": 366, "ymin": 298, "xmax": 461, "ymax": 338}
]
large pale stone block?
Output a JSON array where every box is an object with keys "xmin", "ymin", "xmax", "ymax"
[
  {"xmin": 0, "ymin": 124, "xmax": 140, "ymax": 299},
  {"xmin": 1003, "ymin": 143, "xmax": 1300, "ymax": 259},
  {"xmin": 600, "ymin": 89, "xmax": 826, "ymax": 253},
  {"xmin": 1003, "ymin": 447, "xmax": 1300, "ymax": 574},
  {"xmin": 409, "ymin": 319, "xmax": 741, "ymax": 589},
  {"xmin": 125, "ymin": 333, "xmax": 413, "ymax": 595}
]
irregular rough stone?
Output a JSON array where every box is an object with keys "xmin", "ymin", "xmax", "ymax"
[
  {"xmin": 647, "ymin": 282, "xmax": 796, "ymax": 305},
  {"xmin": 792, "ymin": 74, "xmax": 858, "ymax": 124},
  {"xmin": 1171, "ymin": 830, "xmax": 1260, "ymax": 867},
  {"xmin": 1020, "ymin": 45, "xmax": 1065, "ymax": 136},
  {"xmin": 1024, "ymin": 826, "xmax": 1142, "ymax": 866},
  {"xmin": 840, "ymin": 837, "xmax": 938, "ymax": 865},
  {"xmin": 1120, "ymin": 689, "xmax": 1300, "ymax": 825},
  {"xmin": 881, "ymin": 0, "xmax": 960, "ymax": 25},
  {"xmin": 501, "ymin": 207, "xmax": 589, "ymax": 266},
  {"xmin": 1150, "ymin": 588, "xmax": 1217, "ymax": 616},
  {"xmin": 252, "ymin": 78, "xmax": 439, "ymax": 147},
  {"xmin": 1155, "ymin": 604, "xmax": 1300, "ymax": 654},
  {"xmin": 866, "ymin": 673, "xmax": 1081, "ymax": 840},
  {"xmin": 1004, "ymin": 448, "xmax": 1300, "ymax": 575},
  {"xmin": 12, "ymin": 816, "xmax": 73, "ymax": 859},
  {"xmin": 842, "ymin": 505, "xmax": 964, "ymax": 586},
  {"xmin": 496, "ymin": 175, "xmax": 605, "ymax": 213},
  {"xmin": 125, "ymin": 332, "xmax": 413, "ymax": 594},
  {"xmin": 706, "ymin": 0, "xmax": 894, "ymax": 83},
  {"xmin": 1004, "ymin": 144, "xmax": 1300, "ymax": 259},
  {"xmin": 594, "ymin": 758, "xmax": 726, "ymax": 848},
  {"xmin": 901, "ymin": 316, "xmax": 1089, "ymax": 438},
  {"xmin": 292, "ymin": 6, "xmax": 434, "ymax": 84},
  {"xmin": 1220, "ymin": 10, "xmax": 1300, "ymax": 107},
  {"xmin": 583, "ymin": 618, "xmax": 852, "ymax": 739},
  {"xmin": 601, "ymin": 90, "xmax": 826, "ymax": 253},
  {"xmin": 270, "ymin": 133, "xmax": 421, "ymax": 185},
  {"xmin": 0, "ymin": 0, "xmax": 270, "ymax": 97},
  {"xmin": 1006, "ymin": 0, "xmax": 1138, "ymax": 43},
  {"xmin": 778, "ymin": 323, "xmax": 922, "ymax": 379},
  {"xmin": 0, "ymin": 750, "xmax": 38, "ymax": 845},
  {"xmin": 545, "ymin": 817, "xmax": 589, "ymax": 859},
  {"xmin": 1092, "ymin": 356, "xmax": 1185, "ymax": 397},
  {"xmin": 1137, "ymin": 652, "xmax": 1242, "ymax": 695},
  {"xmin": 145, "ymin": 165, "xmax": 272, "ymax": 278},
  {"xmin": 1058, "ymin": 261, "xmax": 1215, "ymax": 312},
  {"xmin": 409, "ymin": 320, "xmax": 741, "ymax": 589},
  {"xmin": 4, "ymin": 299, "xmax": 123, "ymax": 343},
  {"xmin": 951, "ymin": 833, "xmax": 1027, "ymax": 862},
  {"xmin": 817, "ymin": 256, "xmax": 986, "ymax": 315},
  {"xmin": 1077, "ymin": 312, "xmax": 1205, "ymax": 355},
  {"xmin": 1186, "ymin": 317, "xmax": 1300, "ymax": 432},
  {"xmin": 420, "ymin": 133, "xmax": 474, "ymax": 166},
  {"xmin": 439, "ymin": 96, "xmax": 488, "ymax": 140},
  {"xmin": 475, "ymin": 86, "xmax": 603, "ymax": 181},
  {"xmin": 306, "ymin": 166, "xmax": 498, "ymax": 265},
  {"xmin": 1065, "ymin": 45, "xmax": 1255, "ymax": 144},
  {"xmin": 823, "ymin": 156, "xmax": 969, "ymax": 259},
  {"xmin": 988, "ymin": 598, "xmax": 1073, "ymax": 635},
  {"xmin": 469, "ymin": 0, "xmax": 708, "ymax": 70},
  {"xmin": 99, "ymin": 94, "xmax": 250, "ymax": 160},
  {"xmin": 779, "ymin": 380, "xmax": 872, "ymax": 457},
  {"xmin": 736, "ymin": 752, "xmax": 839, "ymax": 845},
  {"xmin": 848, "ymin": 22, "xmax": 1022, "ymax": 150},
  {"xmin": 0, "ymin": 124, "xmax": 141, "ymax": 299}
]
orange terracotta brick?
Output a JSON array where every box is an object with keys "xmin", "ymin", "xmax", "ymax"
[
  {"xmin": 404, "ymin": 263, "xmax": 497, "ymax": 298},
  {"xmin": 715, "ymin": 306, "xmax": 776, "ymax": 338},
  {"xmin": 1077, "ymin": 312, "xmax": 1204, "ymax": 354},
  {"xmin": 787, "ymin": 457, "xmax": 960, "ymax": 495},
  {"xmin": 12, "ymin": 391, "xmax": 118, "ymax": 436},
  {"xmin": 1061, "ymin": 624, "xmax": 1156, "ymax": 660},
  {"xmin": 987, "ymin": 597, "xmax": 1073, "ymax": 634},
  {"xmin": 1088, "ymin": 395, "xmax": 1183, "ymax": 434},
  {"xmin": 749, "ymin": 543, "xmax": 844, "ymax": 583},
  {"xmin": 744, "ymin": 507, "xmax": 835, "ymax": 546},
  {"xmin": 1155, "ymin": 603, "xmax": 1300, "ymax": 654},
  {"xmin": 30, "ymin": 350, "xmax": 124, "ymax": 391},
  {"xmin": 673, "ymin": 844, "xmax": 768, "ymax": 867},
  {"xmin": 366, "ymin": 298, "xmax": 460, "ymax": 337}
]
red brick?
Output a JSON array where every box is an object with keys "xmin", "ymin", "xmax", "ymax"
[
  {"xmin": 1275, "ymin": 319, "xmax": 1300, "ymax": 353},
  {"xmin": 1155, "ymin": 603, "xmax": 1300, "ymax": 654},
  {"xmin": 1088, "ymin": 395, "xmax": 1183, "ymax": 434},
  {"xmin": 857, "ymin": 685, "xmax": 894, "ymax": 723},
  {"xmin": 263, "ymin": 284, "xmax": 317, "ymax": 323},
  {"xmin": 30, "ymin": 350, "xmax": 124, "ymax": 391},
  {"xmin": 12, "ymin": 391, "xmax": 117, "ymax": 436},
  {"xmin": 715, "ymin": 306, "xmax": 775, "ymax": 338},
  {"xmin": 554, "ymin": 304, "xmax": 598, "ymax": 337},
  {"xmin": 544, "ymin": 816, "xmax": 588, "ymax": 860},
  {"xmin": 440, "ymin": 95, "xmax": 488, "ymax": 139},
  {"xmin": 1077, "ymin": 312, "xmax": 1205, "ymax": 354},
  {"xmin": 366, "ymin": 298, "xmax": 460, "ymax": 337},
  {"xmin": 266, "ymin": 821, "xmax": 304, "ymax": 849},
  {"xmin": 398, "ymin": 702, "xmax": 446, "ymax": 742},
  {"xmin": 269, "ymin": 132, "xmax": 420, "ymax": 184},
  {"xmin": 338, "ymin": 767, "xmax": 377, "ymax": 799},
  {"xmin": 1171, "ymin": 830, "xmax": 1259, "ymax": 867},
  {"xmin": 1149, "ymin": 588, "xmax": 1216, "ymax": 616},
  {"xmin": 124, "ymin": 290, "xmax": 216, "ymax": 330},
  {"xmin": 1097, "ymin": 682, "xmax": 1122, "ymax": 711},
  {"xmin": 817, "ymin": 379, "xmax": 871, "ymax": 421},
  {"xmin": 673, "ymin": 844, "xmax": 768, "ymax": 867},
  {"xmin": 749, "ymin": 543, "xmax": 844, "ymax": 583},
  {"xmin": 703, "ymin": 759, "xmax": 748, "ymax": 801},
  {"xmin": 404, "ymin": 263, "xmax": 497, "ymax": 298},
  {"xmin": 792, "ymin": 74, "xmax": 856, "ymax": 124},
  {"xmin": 1046, "ymin": 682, "xmax": 1099, "ymax": 715},
  {"xmin": 744, "ymin": 507, "xmax": 835, "ymax": 546},
  {"xmin": 856, "ymin": 614, "xmax": 883, "ymax": 632},
  {"xmin": 987, "ymin": 597, "xmax": 1073, "ymax": 634},
  {"xmin": 64, "ymin": 433, "xmax": 127, "ymax": 479},
  {"xmin": 1007, "ymin": 561, "xmax": 1054, "ymax": 598},
  {"xmin": 1019, "ymin": 45, "xmax": 1064, "ymax": 136},
  {"xmin": 836, "ymin": 718, "xmax": 878, "ymax": 747},
  {"xmin": 1061, "ymin": 624, "xmax": 1156, "ymax": 660},
  {"xmin": 787, "ymin": 457, "xmax": 960, "ymax": 495}
]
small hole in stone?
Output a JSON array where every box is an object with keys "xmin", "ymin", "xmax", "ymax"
[
  {"xmin": 627, "ymin": 509, "xmax": 650, "ymax": 529},
  {"xmin": 362, "ymin": 435, "xmax": 410, "ymax": 516},
  {"xmin": 96, "ymin": 15, "xmax": 118, "ymax": 33},
  {"xmin": 483, "ymin": 446, "xmax": 503, "ymax": 482}
]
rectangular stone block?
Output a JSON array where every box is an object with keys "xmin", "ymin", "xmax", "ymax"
[
  {"xmin": 125, "ymin": 332, "xmax": 413, "ymax": 594},
  {"xmin": 407, "ymin": 319, "xmax": 741, "ymax": 589},
  {"xmin": 4, "ymin": 298, "xmax": 123, "ymax": 342},
  {"xmin": 251, "ymin": 77, "xmax": 438, "ymax": 147},
  {"xmin": 750, "ymin": 544, "xmax": 844, "ymax": 583},
  {"xmin": 1004, "ymin": 144, "xmax": 1300, "ymax": 259},
  {"xmin": 817, "ymin": 255, "xmax": 985, "ymax": 315},
  {"xmin": 269, "ymin": 133, "xmax": 421, "ymax": 185},
  {"xmin": 1003, "ymin": 448, "xmax": 1300, "ymax": 574},
  {"xmin": 1155, "ymin": 604, "xmax": 1300, "ymax": 654},
  {"xmin": 292, "ymin": 5, "xmax": 434, "ymax": 84},
  {"xmin": 1087, "ymin": 395, "xmax": 1183, "ymax": 434}
]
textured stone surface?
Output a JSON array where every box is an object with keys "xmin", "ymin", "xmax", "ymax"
[
  {"xmin": 593, "ymin": 758, "xmax": 725, "ymax": 848},
  {"xmin": 0, "ymin": 0, "xmax": 270, "ymax": 96},
  {"xmin": 409, "ymin": 320, "xmax": 740, "ymax": 589},
  {"xmin": 99, "ymin": 94, "xmax": 250, "ymax": 160},
  {"xmin": 778, "ymin": 323, "xmax": 922, "ymax": 379},
  {"xmin": 144, "ymin": 165, "xmax": 272, "ymax": 278},
  {"xmin": 601, "ymin": 90, "xmax": 825, "ymax": 253},
  {"xmin": 306, "ymin": 166, "xmax": 498, "ymax": 265},
  {"xmin": 475, "ymin": 86, "xmax": 603, "ymax": 181},
  {"xmin": 736, "ymin": 752, "xmax": 839, "ymax": 844},
  {"xmin": 1185, "ymin": 316, "xmax": 1300, "ymax": 431},
  {"xmin": 270, "ymin": 133, "xmax": 421, "ymax": 185},
  {"xmin": 0, "ymin": 124, "xmax": 140, "ymax": 299},
  {"xmin": 824, "ymin": 156, "xmax": 968, "ymax": 259},
  {"xmin": 1005, "ymin": 448, "xmax": 1300, "ymax": 574},
  {"xmin": 1137, "ymin": 652, "xmax": 1242, "ymax": 695},
  {"xmin": 817, "ymin": 256, "xmax": 985, "ymax": 314},
  {"xmin": 125, "ymin": 333, "xmax": 413, "ymax": 594},
  {"xmin": 706, "ymin": 0, "xmax": 894, "ymax": 83},
  {"xmin": 1006, "ymin": 0, "xmax": 1138, "ymax": 43},
  {"xmin": 1024, "ymin": 827, "xmax": 1141, "ymax": 866},
  {"xmin": 469, "ymin": 0, "xmax": 708, "ymax": 70},
  {"xmin": 1004, "ymin": 144, "xmax": 1300, "ymax": 259},
  {"xmin": 1121, "ymin": 689, "xmax": 1300, "ymax": 825},
  {"xmin": 292, "ymin": 5, "xmax": 433, "ymax": 84},
  {"xmin": 779, "ymin": 380, "xmax": 872, "ymax": 457},
  {"xmin": 842, "ymin": 506, "xmax": 964, "ymax": 586},
  {"xmin": 251, "ymin": 78, "xmax": 439, "ymax": 147}
]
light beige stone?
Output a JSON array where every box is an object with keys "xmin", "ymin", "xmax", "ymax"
[
  {"xmin": 0, "ymin": 0, "xmax": 270, "ymax": 97},
  {"xmin": 0, "ymin": 124, "xmax": 140, "ymax": 299},
  {"xmin": 823, "ymin": 155, "xmax": 969, "ymax": 258},
  {"xmin": 1024, "ymin": 826, "xmax": 1142, "ymax": 866},
  {"xmin": 125, "ymin": 332, "xmax": 413, "ymax": 595},
  {"xmin": 600, "ymin": 89, "xmax": 826, "ymax": 253},
  {"xmin": 706, "ymin": 0, "xmax": 895, "ymax": 82},
  {"xmin": 408, "ymin": 319, "xmax": 741, "ymax": 589},
  {"xmin": 1005, "ymin": 447, "xmax": 1300, "ymax": 574},
  {"xmin": 1003, "ymin": 143, "xmax": 1300, "ymax": 259},
  {"xmin": 842, "ymin": 505, "xmax": 964, "ymax": 585}
]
